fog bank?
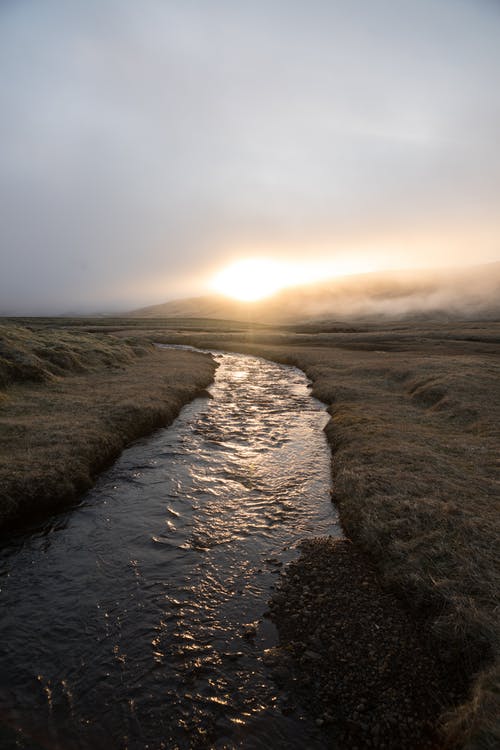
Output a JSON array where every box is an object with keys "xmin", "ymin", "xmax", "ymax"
[{"xmin": 132, "ymin": 263, "xmax": 500, "ymax": 324}]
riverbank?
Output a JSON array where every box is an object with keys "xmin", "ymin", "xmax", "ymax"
[
  {"xmin": 260, "ymin": 339, "xmax": 498, "ymax": 750},
  {"xmin": 0, "ymin": 323, "xmax": 216, "ymax": 530},
  {"xmin": 267, "ymin": 537, "xmax": 471, "ymax": 749}
]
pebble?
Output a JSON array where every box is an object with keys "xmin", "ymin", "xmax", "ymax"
[{"xmin": 266, "ymin": 537, "xmax": 468, "ymax": 750}]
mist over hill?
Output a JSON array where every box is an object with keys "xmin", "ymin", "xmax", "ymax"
[{"xmin": 129, "ymin": 262, "xmax": 500, "ymax": 324}]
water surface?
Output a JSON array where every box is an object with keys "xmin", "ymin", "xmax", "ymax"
[{"xmin": 0, "ymin": 350, "xmax": 339, "ymax": 749}]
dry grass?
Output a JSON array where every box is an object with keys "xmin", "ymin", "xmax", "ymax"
[
  {"xmin": 113, "ymin": 319, "xmax": 499, "ymax": 750},
  {"xmin": 0, "ymin": 321, "xmax": 153, "ymax": 387},
  {"xmin": 268, "ymin": 348, "xmax": 498, "ymax": 750},
  {"xmin": 0, "ymin": 323, "xmax": 216, "ymax": 529}
]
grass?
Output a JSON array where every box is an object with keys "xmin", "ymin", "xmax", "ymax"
[
  {"xmin": 0, "ymin": 323, "xmax": 216, "ymax": 529},
  {"xmin": 0, "ymin": 321, "xmax": 153, "ymax": 387},
  {"xmin": 266, "ymin": 346, "xmax": 498, "ymax": 750}
]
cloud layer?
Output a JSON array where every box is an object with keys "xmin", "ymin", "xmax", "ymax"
[{"xmin": 1, "ymin": 0, "xmax": 499, "ymax": 313}]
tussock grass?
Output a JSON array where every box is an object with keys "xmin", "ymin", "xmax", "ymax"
[
  {"xmin": 0, "ymin": 323, "xmax": 215, "ymax": 528},
  {"xmin": 281, "ymin": 349, "xmax": 499, "ymax": 750},
  {"xmin": 292, "ymin": 355, "xmax": 497, "ymax": 749},
  {"xmin": 0, "ymin": 322, "xmax": 150, "ymax": 387}
]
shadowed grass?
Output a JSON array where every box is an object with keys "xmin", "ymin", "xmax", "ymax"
[{"xmin": 262, "ymin": 346, "xmax": 498, "ymax": 750}]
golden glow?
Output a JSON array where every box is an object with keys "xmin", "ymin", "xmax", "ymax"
[
  {"xmin": 210, "ymin": 256, "xmax": 377, "ymax": 301},
  {"xmin": 211, "ymin": 259, "xmax": 291, "ymax": 301}
]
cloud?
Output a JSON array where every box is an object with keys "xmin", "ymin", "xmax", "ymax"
[{"xmin": 0, "ymin": 0, "xmax": 499, "ymax": 312}]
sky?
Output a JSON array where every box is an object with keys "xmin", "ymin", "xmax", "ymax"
[{"xmin": 0, "ymin": 0, "xmax": 499, "ymax": 313}]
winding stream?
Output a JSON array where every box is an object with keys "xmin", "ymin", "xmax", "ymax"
[{"xmin": 0, "ymin": 350, "xmax": 339, "ymax": 749}]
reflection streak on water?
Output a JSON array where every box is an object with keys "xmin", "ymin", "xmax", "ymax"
[{"xmin": 0, "ymin": 351, "xmax": 339, "ymax": 749}]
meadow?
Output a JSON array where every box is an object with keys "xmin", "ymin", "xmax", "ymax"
[{"xmin": 0, "ymin": 316, "xmax": 498, "ymax": 749}]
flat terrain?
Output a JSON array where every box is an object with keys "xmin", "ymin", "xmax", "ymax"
[{"xmin": 1, "ymin": 316, "xmax": 498, "ymax": 749}]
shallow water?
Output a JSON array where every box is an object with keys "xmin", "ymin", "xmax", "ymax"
[{"xmin": 0, "ymin": 350, "xmax": 339, "ymax": 749}]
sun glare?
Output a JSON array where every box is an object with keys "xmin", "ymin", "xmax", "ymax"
[
  {"xmin": 211, "ymin": 259, "xmax": 292, "ymax": 301},
  {"xmin": 210, "ymin": 257, "xmax": 377, "ymax": 302}
]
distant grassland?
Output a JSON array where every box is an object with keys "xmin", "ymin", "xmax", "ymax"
[
  {"xmin": 0, "ymin": 322, "xmax": 216, "ymax": 528},
  {"xmin": 2, "ymin": 315, "xmax": 268, "ymax": 334},
  {"xmin": 1, "ymin": 316, "xmax": 499, "ymax": 749}
]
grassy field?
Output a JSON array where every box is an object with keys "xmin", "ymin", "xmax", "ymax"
[
  {"xmin": 1, "ymin": 316, "xmax": 498, "ymax": 748},
  {"xmin": 0, "ymin": 322, "xmax": 216, "ymax": 529}
]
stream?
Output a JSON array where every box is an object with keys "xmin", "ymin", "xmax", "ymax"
[{"xmin": 0, "ymin": 349, "xmax": 340, "ymax": 749}]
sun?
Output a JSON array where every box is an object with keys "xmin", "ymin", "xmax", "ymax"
[
  {"xmin": 210, "ymin": 258, "xmax": 292, "ymax": 301},
  {"xmin": 210, "ymin": 255, "xmax": 379, "ymax": 302}
]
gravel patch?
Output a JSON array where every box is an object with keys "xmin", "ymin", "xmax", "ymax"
[{"xmin": 267, "ymin": 537, "xmax": 470, "ymax": 749}]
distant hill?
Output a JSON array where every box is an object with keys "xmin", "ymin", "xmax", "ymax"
[
  {"xmin": 130, "ymin": 295, "xmax": 257, "ymax": 322},
  {"xmin": 129, "ymin": 262, "xmax": 500, "ymax": 324}
]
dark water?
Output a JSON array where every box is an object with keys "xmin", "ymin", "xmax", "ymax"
[{"xmin": 0, "ymin": 350, "xmax": 339, "ymax": 749}]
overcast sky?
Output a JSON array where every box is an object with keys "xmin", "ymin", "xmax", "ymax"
[{"xmin": 1, "ymin": 0, "xmax": 499, "ymax": 313}]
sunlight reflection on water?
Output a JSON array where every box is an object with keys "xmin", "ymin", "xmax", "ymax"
[{"xmin": 0, "ymin": 350, "xmax": 340, "ymax": 749}]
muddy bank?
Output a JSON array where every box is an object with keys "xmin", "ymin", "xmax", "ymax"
[
  {"xmin": 0, "ymin": 345, "xmax": 216, "ymax": 530},
  {"xmin": 268, "ymin": 537, "xmax": 471, "ymax": 749}
]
